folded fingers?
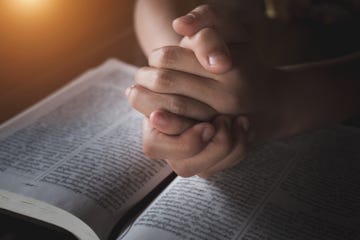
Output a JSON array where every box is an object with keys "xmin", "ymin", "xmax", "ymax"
[
  {"xmin": 197, "ymin": 116, "xmax": 249, "ymax": 178},
  {"xmin": 135, "ymin": 67, "xmax": 229, "ymax": 111},
  {"xmin": 142, "ymin": 118, "xmax": 215, "ymax": 161},
  {"xmin": 148, "ymin": 46, "xmax": 213, "ymax": 78},
  {"xmin": 180, "ymin": 27, "xmax": 231, "ymax": 74},
  {"xmin": 173, "ymin": 4, "xmax": 232, "ymax": 74},
  {"xmin": 166, "ymin": 115, "xmax": 248, "ymax": 178},
  {"xmin": 165, "ymin": 116, "xmax": 230, "ymax": 177},
  {"xmin": 126, "ymin": 84, "xmax": 217, "ymax": 121},
  {"xmin": 149, "ymin": 110, "xmax": 197, "ymax": 136}
]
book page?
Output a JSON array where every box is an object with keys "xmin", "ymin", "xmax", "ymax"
[
  {"xmin": 0, "ymin": 189, "xmax": 99, "ymax": 240},
  {"xmin": 119, "ymin": 126, "xmax": 360, "ymax": 240},
  {"xmin": 0, "ymin": 59, "xmax": 172, "ymax": 240}
]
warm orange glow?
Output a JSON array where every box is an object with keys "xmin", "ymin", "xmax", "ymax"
[
  {"xmin": 5, "ymin": 0, "xmax": 50, "ymax": 13},
  {"xmin": 19, "ymin": 0, "xmax": 45, "ymax": 7},
  {"xmin": 18, "ymin": 0, "xmax": 42, "ymax": 6}
]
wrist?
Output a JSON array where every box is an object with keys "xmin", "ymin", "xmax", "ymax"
[
  {"xmin": 273, "ymin": 59, "xmax": 360, "ymax": 139},
  {"xmin": 267, "ymin": 67, "xmax": 324, "ymax": 140},
  {"xmin": 246, "ymin": 67, "xmax": 290, "ymax": 143},
  {"xmin": 272, "ymin": 68, "xmax": 305, "ymax": 138},
  {"xmin": 261, "ymin": 68, "xmax": 294, "ymax": 141}
]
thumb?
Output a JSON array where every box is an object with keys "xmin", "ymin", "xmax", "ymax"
[
  {"xmin": 180, "ymin": 27, "xmax": 232, "ymax": 74},
  {"xmin": 172, "ymin": 4, "xmax": 216, "ymax": 37},
  {"xmin": 173, "ymin": 5, "xmax": 232, "ymax": 74}
]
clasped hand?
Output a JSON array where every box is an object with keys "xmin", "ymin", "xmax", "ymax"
[{"xmin": 127, "ymin": 5, "xmax": 287, "ymax": 178}]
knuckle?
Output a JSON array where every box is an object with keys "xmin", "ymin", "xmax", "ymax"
[
  {"xmin": 135, "ymin": 67, "xmax": 150, "ymax": 83},
  {"xmin": 152, "ymin": 69, "xmax": 173, "ymax": 91},
  {"xmin": 152, "ymin": 46, "xmax": 178, "ymax": 67},
  {"xmin": 168, "ymin": 96, "xmax": 187, "ymax": 115},
  {"xmin": 142, "ymin": 141, "xmax": 156, "ymax": 160},
  {"xmin": 195, "ymin": 27, "xmax": 215, "ymax": 43},
  {"xmin": 213, "ymin": 127, "xmax": 232, "ymax": 154},
  {"xmin": 196, "ymin": 4, "xmax": 214, "ymax": 16},
  {"xmin": 173, "ymin": 164, "xmax": 195, "ymax": 178},
  {"xmin": 142, "ymin": 132, "xmax": 166, "ymax": 160},
  {"xmin": 127, "ymin": 86, "xmax": 140, "ymax": 108}
]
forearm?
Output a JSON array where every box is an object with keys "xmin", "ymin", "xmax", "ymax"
[
  {"xmin": 279, "ymin": 52, "xmax": 360, "ymax": 135},
  {"xmin": 134, "ymin": 0, "xmax": 202, "ymax": 56}
]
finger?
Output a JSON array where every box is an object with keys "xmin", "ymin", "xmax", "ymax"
[
  {"xmin": 180, "ymin": 27, "xmax": 232, "ymax": 74},
  {"xmin": 126, "ymin": 84, "xmax": 217, "ymax": 121},
  {"xmin": 148, "ymin": 46, "xmax": 213, "ymax": 78},
  {"xmin": 173, "ymin": 4, "xmax": 251, "ymax": 43},
  {"xmin": 173, "ymin": 4, "xmax": 232, "ymax": 74},
  {"xmin": 172, "ymin": 4, "xmax": 216, "ymax": 37},
  {"xmin": 149, "ymin": 110, "xmax": 197, "ymax": 135},
  {"xmin": 135, "ymin": 67, "xmax": 227, "ymax": 110},
  {"xmin": 197, "ymin": 116, "xmax": 249, "ymax": 178},
  {"xmin": 142, "ymin": 118, "xmax": 215, "ymax": 160},
  {"xmin": 166, "ymin": 115, "xmax": 234, "ymax": 177}
]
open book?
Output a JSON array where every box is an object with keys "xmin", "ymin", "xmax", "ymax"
[{"xmin": 0, "ymin": 59, "xmax": 359, "ymax": 240}]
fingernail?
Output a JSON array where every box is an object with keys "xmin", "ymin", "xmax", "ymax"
[
  {"xmin": 181, "ymin": 13, "xmax": 196, "ymax": 24},
  {"xmin": 208, "ymin": 52, "xmax": 229, "ymax": 66},
  {"xmin": 151, "ymin": 111, "xmax": 168, "ymax": 127},
  {"xmin": 125, "ymin": 88, "xmax": 131, "ymax": 97},
  {"xmin": 202, "ymin": 126, "xmax": 214, "ymax": 142},
  {"xmin": 237, "ymin": 116, "xmax": 250, "ymax": 132},
  {"xmin": 236, "ymin": 116, "xmax": 254, "ymax": 143}
]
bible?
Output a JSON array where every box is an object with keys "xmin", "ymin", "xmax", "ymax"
[{"xmin": 0, "ymin": 59, "xmax": 359, "ymax": 240}]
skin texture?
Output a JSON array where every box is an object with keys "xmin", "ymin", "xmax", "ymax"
[
  {"xmin": 131, "ymin": 1, "xmax": 360, "ymax": 178},
  {"xmin": 134, "ymin": 0, "xmax": 203, "ymax": 56}
]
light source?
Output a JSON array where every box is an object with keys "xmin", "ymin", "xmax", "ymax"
[
  {"xmin": 5, "ymin": 0, "xmax": 49, "ymax": 13},
  {"xmin": 17, "ymin": 0, "xmax": 44, "ymax": 7}
]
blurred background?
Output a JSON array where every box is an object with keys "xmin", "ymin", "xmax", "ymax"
[
  {"xmin": 0, "ymin": 0, "xmax": 145, "ymax": 124},
  {"xmin": 0, "ymin": 0, "xmax": 359, "ymax": 124}
]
